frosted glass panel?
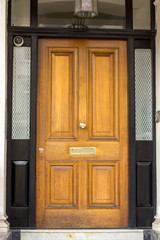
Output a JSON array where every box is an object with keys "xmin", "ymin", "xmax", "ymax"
[
  {"xmin": 133, "ymin": 0, "xmax": 150, "ymax": 29},
  {"xmin": 12, "ymin": 47, "xmax": 31, "ymax": 139},
  {"xmin": 11, "ymin": 0, "xmax": 30, "ymax": 26},
  {"xmin": 135, "ymin": 49, "xmax": 152, "ymax": 141}
]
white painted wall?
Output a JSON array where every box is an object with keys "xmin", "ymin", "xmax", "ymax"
[{"xmin": 0, "ymin": 0, "xmax": 9, "ymax": 232}]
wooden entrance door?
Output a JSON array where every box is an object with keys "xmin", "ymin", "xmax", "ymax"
[{"xmin": 36, "ymin": 39, "xmax": 128, "ymax": 228}]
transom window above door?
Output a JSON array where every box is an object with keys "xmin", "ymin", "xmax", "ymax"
[
  {"xmin": 38, "ymin": 0, "xmax": 126, "ymax": 29},
  {"xmin": 10, "ymin": 0, "xmax": 152, "ymax": 30}
]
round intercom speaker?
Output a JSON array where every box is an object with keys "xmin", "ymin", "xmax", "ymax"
[{"xmin": 13, "ymin": 36, "xmax": 24, "ymax": 47}]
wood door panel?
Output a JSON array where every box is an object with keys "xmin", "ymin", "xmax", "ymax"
[
  {"xmin": 37, "ymin": 39, "xmax": 128, "ymax": 228},
  {"xmin": 47, "ymin": 48, "xmax": 78, "ymax": 140},
  {"xmin": 88, "ymin": 49, "xmax": 119, "ymax": 140},
  {"xmin": 88, "ymin": 161, "xmax": 119, "ymax": 208},
  {"xmin": 46, "ymin": 161, "xmax": 78, "ymax": 208}
]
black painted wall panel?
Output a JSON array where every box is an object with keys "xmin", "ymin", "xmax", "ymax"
[
  {"xmin": 136, "ymin": 141, "xmax": 152, "ymax": 162},
  {"xmin": 12, "ymin": 161, "xmax": 29, "ymax": 206},
  {"xmin": 136, "ymin": 207, "xmax": 153, "ymax": 227},
  {"xmin": 12, "ymin": 141, "xmax": 30, "ymax": 161},
  {"xmin": 137, "ymin": 162, "xmax": 152, "ymax": 207},
  {"xmin": 10, "ymin": 207, "xmax": 29, "ymax": 227}
]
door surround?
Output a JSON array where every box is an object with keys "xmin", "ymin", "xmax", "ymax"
[{"xmin": 6, "ymin": 29, "xmax": 156, "ymax": 228}]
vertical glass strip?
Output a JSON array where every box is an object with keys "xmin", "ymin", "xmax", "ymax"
[
  {"xmin": 133, "ymin": 0, "xmax": 150, "ymax": 29},
  {"xmin": 135, "ymin": 49, "xmax": 152, "ymax": 141},
  {"xmin": 12, "ymin": 47, "xmax": 31, "ymax": 139},
  {"xmin": 11, "ymin": 0, "xmax": 30, "ymax": 26}
]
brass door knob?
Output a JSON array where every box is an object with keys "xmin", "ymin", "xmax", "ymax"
[
  {"xmin": 38, "ymin": 148, "xmax": 44, "ymax": 153},
  {"xmin": 79, "ymin": 122, "xmax": 87, "ymax": 129}
]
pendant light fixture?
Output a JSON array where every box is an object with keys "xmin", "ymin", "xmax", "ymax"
[{"xmin": 74, "ymin": 0, "xmax": 98, "ymax": 18}]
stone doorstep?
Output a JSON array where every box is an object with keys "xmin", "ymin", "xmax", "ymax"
[
  {"xmin": 2, "ymin": 229, "xmax": 160, "ymax": 240},
  {"xmin": 21, "ymin": 229, "xmax": 144, "ymax": 240}
]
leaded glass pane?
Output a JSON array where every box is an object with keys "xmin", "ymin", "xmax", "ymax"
[
  {"xmin": 135, "ymin": 49, "xmax": 152, "ymax": 141},
  {"xmin": 12, "ymin": 47, "xmax": 31, "ymax": 139}
]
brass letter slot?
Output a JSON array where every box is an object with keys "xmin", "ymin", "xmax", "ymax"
[{"xmin": 70, "ymin": 147, "xmax": 96, "ymax": 156}]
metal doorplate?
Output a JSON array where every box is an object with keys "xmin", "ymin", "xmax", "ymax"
[{"xmin": 70, "ymin": 147, "xmax": 96, "ymax": 156}]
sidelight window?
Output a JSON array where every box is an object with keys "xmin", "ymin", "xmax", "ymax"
[
  {"xmin": 12, "ymin": 47, "xmax": 31, "ymax": 139},
  {"xmin": 135, "ymin": 49, "xmax": 152, "ymax": 141}
]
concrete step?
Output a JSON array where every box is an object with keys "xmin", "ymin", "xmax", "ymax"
[{"xmin": 21, "ymin": 229, "xmax": 144, "ymax": 240}]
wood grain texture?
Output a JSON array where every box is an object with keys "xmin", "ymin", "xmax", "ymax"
[
  {"xmin": 36, "ymin": 39, "xmax": 128, "ymax": 228},
  {"xmin": 46, "ymin": 161, "xmax": 78, "ymax": 208},
  {"xmin": 88, "ymin": 49, "xmax": 119, "ymax": 140},
  {"xmin": 88, "ymin": 161, "xmax": 119, "ymax": 208},
  {"xmin": 47, "ymin": 48, "xmax": 78, "ymax": 140}
]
